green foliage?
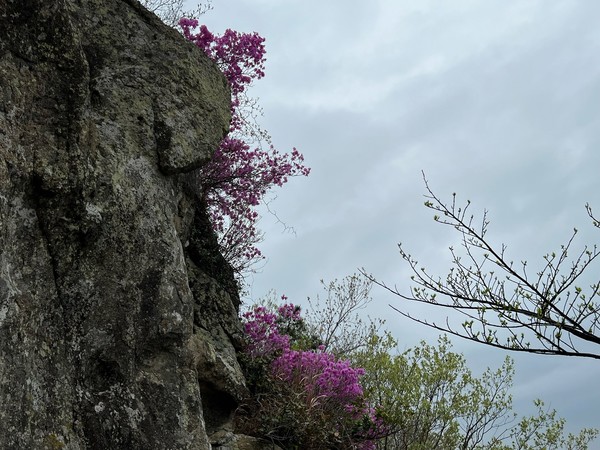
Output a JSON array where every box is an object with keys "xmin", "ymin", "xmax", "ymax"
[
  {"xmin": 485, "ymin": 399, "xmax": 599, "ymax": 450},
  {"xmin": 352, "ymin": 332, "xmax": 597, "ymax": 450},
  {"xmin": 352, "ymin": 334, "xmax": 512, "ymax": 449}
]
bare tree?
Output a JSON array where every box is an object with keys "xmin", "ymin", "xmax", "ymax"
[
  {"xmin": 304, "ymin": 273, "xmax": 384, "ymax": 357},
  {"xmin": 368, "ymin": 174, "xmax": 600, "ymax": 359},
  {"xmin": 139, "ymin": 0, "xmax": 212, "ymax": 27}
]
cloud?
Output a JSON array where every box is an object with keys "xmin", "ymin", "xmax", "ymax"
[{"xmin": 192, "ymin": 0, "xmax": 600, "ymax": 442}]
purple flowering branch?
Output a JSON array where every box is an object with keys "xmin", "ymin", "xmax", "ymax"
[{"xmin": 179, "ymin": 19, "xmax": 310, "ymax": 276}]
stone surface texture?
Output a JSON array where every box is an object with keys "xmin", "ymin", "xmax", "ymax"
[{"xmin": 0, "ymin": 0, "xmax": 253, "ymax": 448}]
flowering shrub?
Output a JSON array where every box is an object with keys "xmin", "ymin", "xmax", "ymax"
[
  {"xmin": 241, "ymin": 303, "xmax": 298, "ymax": 359},
  {"xmin": 179, "ymin": 19, "xmax": 310, "ymax": 275},
  {"xmin": 238, "ymin": 302, "xmax": 387, "ymax": 449},
  {"xmin": 179, "ymin": 19, "xmax": 265, "ymax": 109},
  {"xmin": 271, "ymin": 349, "xmax": 365, "ymax": 403}
]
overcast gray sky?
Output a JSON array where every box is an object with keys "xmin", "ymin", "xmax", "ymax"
[{"xmin": 188, "ymin": 0, "xmax": 600, "ymax": 442}]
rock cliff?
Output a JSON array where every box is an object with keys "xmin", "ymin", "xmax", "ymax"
[{"xmin": 0, "ymin": 0, "xmax": 265, "ymax": 448}]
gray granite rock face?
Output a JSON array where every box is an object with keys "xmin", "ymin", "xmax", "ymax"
[{"xmin": 0, "ymin": 0, "xmax": 250, "ymax": 448}]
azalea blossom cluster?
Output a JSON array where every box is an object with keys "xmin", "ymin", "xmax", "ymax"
[
  {"xmin": 179, "ymin": 18, "xmax": 265, "ymax": 114},
  {"xmin": 243, "ymin": 302, "xmax": 366, "ymax": 404},
  {"xmin": 241, "ymin": 302, "xmax": 385, "ymax": 449},
  {"xmin": 179, "ymin": 18, "xmax": 310, "ymax": 274},
  {"xmin": 271, "ymin": 349, "xmax": 366, "ymax": 403},
  {"xmin": 201, "ymin": 140, "xmax": 309, "ymax": 266},
  {"xmin": 242, "ymin": 302, "xmax": 299, "ymax": 359}
]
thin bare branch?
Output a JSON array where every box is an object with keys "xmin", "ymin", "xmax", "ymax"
[{"xmin": 370, "ymin": 176, "xmax": 600, "ymax": 359}]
